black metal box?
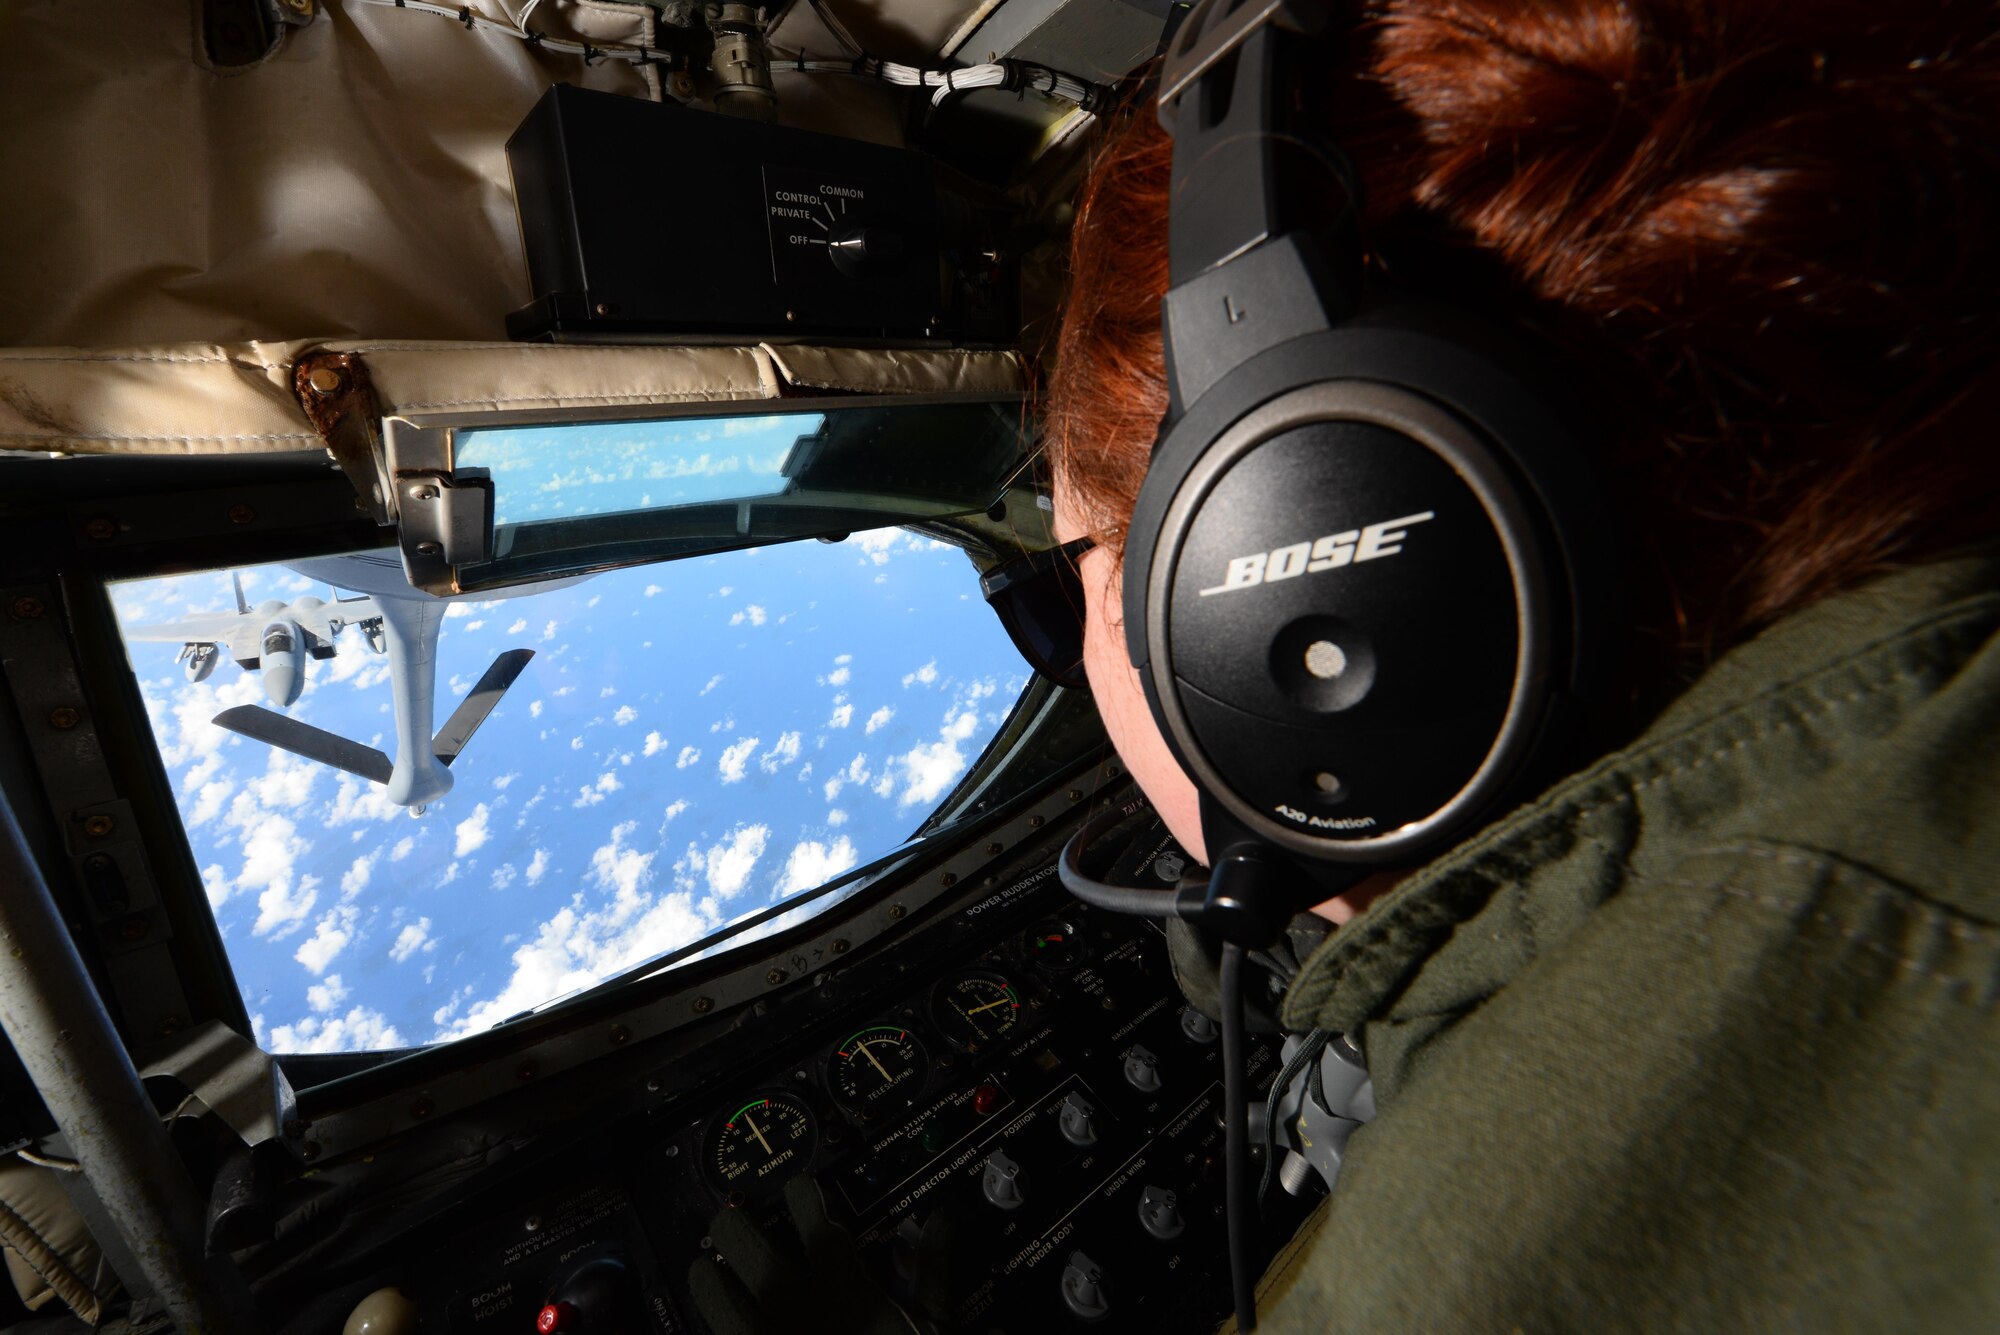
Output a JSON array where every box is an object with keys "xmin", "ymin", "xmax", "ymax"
[{"xmin": 505, "ymin": 85, "xmax": 943, "ymax": 342}]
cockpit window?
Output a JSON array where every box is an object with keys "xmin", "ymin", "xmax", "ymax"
[{"xmin": 110, "ymin": 531, "xmax": 1030, "ymax": 1054}]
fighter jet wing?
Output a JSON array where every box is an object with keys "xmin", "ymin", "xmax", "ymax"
[
  {"xmin": 125, "ymin": 611, "xmax": 255, "ymax": 645},
  {"xmin": 303, "ymin": 596, "xmax": 383, "ymax": 641},
  {"xmin": 433, "ymin": 649, "xmax": 535, "ymax": 767},
  {"xmin": 212, "ymin": 705, "xmax": 394, "ymax": 786}
]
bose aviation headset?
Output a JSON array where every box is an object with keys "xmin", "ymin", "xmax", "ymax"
[
  {"xmin": 1118, "ymin": 0, "xmax": 1612, "ymax": 910},
  {"xmin": 1057, "ymin": 2, "xmax": 1616, "ymax": 1326}
]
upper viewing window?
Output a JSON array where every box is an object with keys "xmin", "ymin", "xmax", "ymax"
[{"xmin": 110, "ymin": 531, "xmax": 1032, "ymax": 1055}]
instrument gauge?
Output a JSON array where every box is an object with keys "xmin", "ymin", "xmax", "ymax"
[
  {"xmin": 704, "ymin": 1092, "xmax": 817, "ymax": 1197},
  {"xmin": 829, "ymin": 1025, "xmax": 929, "ymax": 1114},
  {"xmin": 1025, "ymin": 917, "xmax": 1084, "ymax": 972},
  {"xmin": 933, "ymin": 972, "xmax": 1023, "ymax": 1050}
]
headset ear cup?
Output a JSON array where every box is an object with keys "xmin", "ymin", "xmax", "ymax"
[{"xmin": 1129, "ymin": 315, "xmax": 1609, "ymax": 873}]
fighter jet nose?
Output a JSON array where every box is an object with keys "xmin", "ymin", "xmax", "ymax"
[{"xmin": 263, "ymin": 663, "xmax": 303, "ymax": 708}]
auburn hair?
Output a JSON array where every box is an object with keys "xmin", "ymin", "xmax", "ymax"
[{"xmin": 1047, "ymin": 0, "xmax": 2000, "ymax": 669}]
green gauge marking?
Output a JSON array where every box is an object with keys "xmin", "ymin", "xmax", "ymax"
[
  {"xmin": 706, "ymin": 1092, "xmax": 815, "ymax": 1193},
  {"xmin": 936, "ymin": 972, "xmax": 1023, "ymax": 1049},
  {"xmin": 830, "ymin": 1025, "xmax": 929, "ymax": 1111}
]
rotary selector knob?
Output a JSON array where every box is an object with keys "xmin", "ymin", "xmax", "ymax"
[
  {"xmin": 982, "ymin": 1149, "xmax": 1026, "ymax": 1210},
  {"xmin": 1137, "ymin": 1185, "xmax": 1185, "ymax": 1240},
  {"xmin": 1179, "ymin": 1006, "xmax": 1218, "ymax": 1044},
  {"xmin": 1123, "ymin": 1045, "xmax": 1162, "ymax": 1093},
  {"xmin": 1058, "ymin": 1091, "xmax": 1099, "ymax": 1147},
  {"xmin": 828, "ymin": 225, "xmax": 905, "ymax": 278},
  {"xmin": 1060, "ymin": 1251, "xmax": 1111, "ymax": 1321}
]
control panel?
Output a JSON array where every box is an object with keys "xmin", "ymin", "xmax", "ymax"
[
  {"xmin": 505, "ymin": 85, "xmax": 976, "ymax": 343},
  {"xmin": 379, "ymin": 871, "xmax": 1313, "ymax": 1334}
]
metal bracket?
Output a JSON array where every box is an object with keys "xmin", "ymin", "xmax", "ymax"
[
  {"xmin": 293, "ymin": 351, "xmax": 396, "ymax": 527},
  {"xmin": 394, "ymin": 471, "xmax": 494, "ymax": 570},
  {"xmin": 137, "ymin": 1020, "xmax": 299, "ymax": 1157}
]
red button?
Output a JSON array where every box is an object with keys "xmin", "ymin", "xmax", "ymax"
[
  {"xmin": 537, "ymin": 1302, "xmax": 575, "ymax": 1334},
  {"xmin": 973, "ymin": 1082, "xmax": 1001, "ymax": 1115}
]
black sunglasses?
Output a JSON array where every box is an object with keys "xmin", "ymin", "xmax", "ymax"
[{"xmin": 980, "ymin": 536, "xmax": 1097, "ymax": 690}]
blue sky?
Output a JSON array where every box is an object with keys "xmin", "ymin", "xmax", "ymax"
[{"xmin": 111, "ymin": 530, "xmax": 1029, "ymax": 1054}]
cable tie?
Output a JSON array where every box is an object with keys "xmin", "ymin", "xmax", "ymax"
[
  {"xmin": 458, "ymin": 5, "xmax": 474, "ymax": 29},
  {"xmin": 525, "ymin": 28, "xmax": 545, "ymax": 47},
  {"xmin": 581, "ymin": 42, "xmax": 600, "ymax": 64}
]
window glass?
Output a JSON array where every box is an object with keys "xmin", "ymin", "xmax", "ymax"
[{"xmin": 110, "ymin": 531, "xmax": 1029, "ymax": 1053}]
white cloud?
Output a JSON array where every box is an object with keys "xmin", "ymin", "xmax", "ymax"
[
  {"xmin": 491, "ymin": 862, "xmax": 518, "ymax": 890},
  {"xmin": 340, "ymin": 853, "xmax": 376, "ymax": 900},
  {"xmin": 614, "ymin": 705, "xmax": 638, "ymax": 726},
  {"xmin": 444, "ymin": 603, "xmax": 473, "ymax": 619},
  {"xmin": 700, "ymin": 674, "xmax": 723, "ymax": 696},
  {"xmin": 848, "ymin": 529, "xmax": 901, "ymax": 566},
  {"xmin": 541, "ymin": 620, "xmax": 558, "ymax": 642},
  {"xmin": 662, "ymin": 799, "xmax": 689, "ymax": 820},
  {"xmin": 187, "ymin": 775, "xmax": 234, "ymax": 828},
  {"xmin": 827, "ymin": 808, "xmax": 848, "ymax": 826},
  {"xmin": 270, "ymin": 1006, "xmax": 403, "ymax": 1054},
  {"xmin": 759, "ymin": 731, "xmax": 802, "ymax": 773},
  {"xmin": 389, "ymin": 917, "xmax": 434, "ymax": 962},
  {"xmin": 249, "ymin": 856, "xmax": 317, "ymax": 938},
  {"xmin": 454, "ymin": 803, "xmax": 492, "ymax": 857},
  {"xmin": 728, "ymin": 604, "xmax": 768, "ymax": 627},
  {"xmin": 865, "ymin": 706, "xmax": 894, "ymax": 734},
  {"xmin": 718, "ymin": 736, "xmax": 759, "ymax": 783},
  {"xmin": 200, "ymin": 863, "xmax": 231, "ymax": 909},
  {"xmin": 324, "ymin": 772, "xmax": 403, "ymax": 826},
  {"xmin": 390, "ymin": 835, "xmax": 416, "ymax": 862},
  {"xmin": 824, "ymin": 666, "xmax": 851, "ymax": 687},
  {"xmin": 508, "ymin": 618, "xmax": 528, "ymax": 635},
  {"xmin": 828, "ymin": 700, "xmax": 854, "ymax": 728},
  {"xmin": 892, "ymin": 706, "xmax": 982, "ymax": 806},
  {"xmin": 776, "ymin": 836, "xmax": 857, "ymax": 896},
  {"xmin": 305, "ymin": 974, "xmax": 349, "ymax": 1014},
  {"xmin": 463, "ymin": 621, "xmax": 485, "ymax": 633},
  {"xmin": 295, "ymin": 905, "xmax": 358, "ymax": 974},
  {"xmin": 643, "ymin": 731, "xmax": 669, "ymax": 756},
  {"xmin": 572, "ymin": 771, "xmax": 623, "ymax": 808},
  {"xmin": 600, "ymin": 686, "xmax": 618, "ymax": 699},
  {"xmin": 902, "ymin": 660, "xmax": 939, "ymax": 688},
  {"xmin": 529, "ymin": 700, "xmax": 544, "ymax": 718},
  {"xmin": 592, "ymin": 820, "xmax": 653, "ymax": 897},
  {"xmin": 525, "ymin": 848, "xmax": 550, "ymax": 885},
  {"xmin": 435, "ymin": 826, "xmax": 719, "ymax": 1041},
  {"xmin": 835, "ymin": 654, "xmax": 852, "ymax": 665},
  {"xmin": 718, "ymin": 585, "xmax": 734, "ymax": 597},
  {"xmin": 676, "ymin": 746, "xmax": 701, "ymax": 769},
  {"xmin": 493, "ymin": 772, "xmax": 518, "ymax": 790},
  {"xmin": 570, "ymin": 736, "xmax": 584, "ymax": 750},
  {"xmin": 700, "ymin": 824, "xmax": 770, "ymax": 898},
  {"xmin": 644, "ymin": 584, "xmax": 663, "ymax": 597}
]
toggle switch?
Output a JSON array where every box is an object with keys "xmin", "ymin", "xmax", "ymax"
[
  {"xmin": 1137, "ymin": 1185, "xmax": 1184, "ymax": 1240},
  {"xmin": 1058, "ymin": 1091, "xmax": 1098, "ymax": 1147},
  {"xmin": 982, "ymin": 1149, "xmax": 1027, "ymax": 1210},
  {"xmin": 1060, "ymin": 1251, "xmax": 1111, "ymax": 1321}
]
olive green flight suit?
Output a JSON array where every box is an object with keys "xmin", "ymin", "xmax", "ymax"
[{"xmin": 1234, "ymin": 554, "xmax": 2000, "ymax": 1331}]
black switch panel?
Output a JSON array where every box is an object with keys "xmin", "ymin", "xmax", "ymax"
[{"xmin": 505, "ymin": 85, "xmax": 942, "ymax": 342}]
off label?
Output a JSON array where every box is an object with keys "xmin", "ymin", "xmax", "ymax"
[{"xmin": 763, "ymin": 165, "xmax": 868, "ymax": 278}]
